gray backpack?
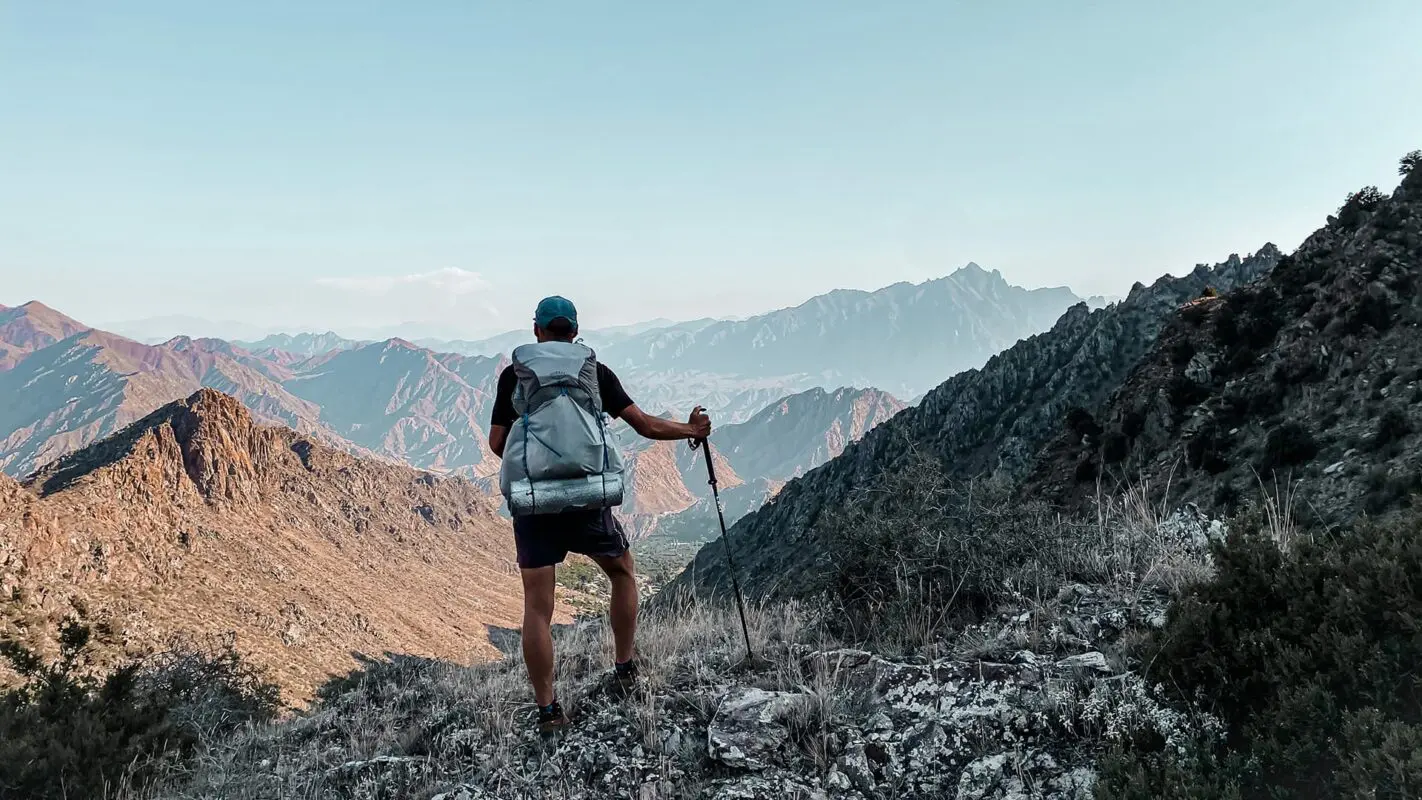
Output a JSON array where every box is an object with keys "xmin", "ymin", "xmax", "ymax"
[{"xmin": 499, "ymin": 341, "xmax": 626, "ymax": 516}]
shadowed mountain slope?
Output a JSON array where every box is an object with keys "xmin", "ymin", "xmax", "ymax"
[
  {"xmin": 1026, "ymin": 174, "xmax": 1422, "ymax": 523},
  {"xmin": 666, "ymin": 247, "xmax": 1279, "ymax": 601}
]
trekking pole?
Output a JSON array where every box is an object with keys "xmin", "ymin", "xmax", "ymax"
[{"xmin": 690, "ymin": 436, "xmax": 755, "ymax": 663}]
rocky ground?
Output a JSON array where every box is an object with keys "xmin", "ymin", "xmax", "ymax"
[{"xmin": 155, "ymin": 509, "xmax": 1225, "ymax": 800}]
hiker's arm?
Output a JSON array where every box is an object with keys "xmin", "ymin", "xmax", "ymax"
[
  {"xmin": 489, "ymin": 424, "xmax": 509, "ymax": 458},
  {"xmin": 620, "ymin": 405, "xmax": 712, "ymax": 442}
]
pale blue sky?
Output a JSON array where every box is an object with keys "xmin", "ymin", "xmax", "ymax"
[{"xmin": 2, "ymin": 1, "xmax": 1419, "ymax": 339}]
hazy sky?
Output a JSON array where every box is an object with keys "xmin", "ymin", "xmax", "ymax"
[{"xmin": 2, "ymin": 1, "xmax": 1419, "ymax": 339}]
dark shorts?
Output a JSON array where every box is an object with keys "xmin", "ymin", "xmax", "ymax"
[{"xmin": 512, "ymin": 508, "xmax": 630, "ymax": 570}]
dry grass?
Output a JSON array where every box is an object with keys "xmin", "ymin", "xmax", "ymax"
[
  {"xmin": 820, "ymin": 452, "xmax": 1223, "ymax": 655},
  {"xmin": 139, "ymin": 595, "xmax": 847, "ymax": 800}
]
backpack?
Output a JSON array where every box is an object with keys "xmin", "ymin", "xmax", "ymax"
[{"xmin": 499, "ymin": 341, "xmax": 626, "ymax": 516}]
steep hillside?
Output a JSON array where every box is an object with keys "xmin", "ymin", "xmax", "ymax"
[
  {"xmin": 667, "ymin": 247, "xmax": 1279, "ymax": 600},
  {"xmin": 0, "ymin": 389, "xmax": 548, "ymax": 699},
  {"xmin": 634, "ymin": 387, "xmax": 903, "ymax": 546},
  {"xmin": 281, "ymin": 339, "xmax": 501, "ymax": 477},
  {"xmin": 1026, "ymin": 176, "xmax": 1422, "ymax": 522},
  {"xmin": 602, "ymin": 264, "xmax": 1081, "ymax": 402},
  {"xmin": 0, "ymin": 301, "xmax": 90, "ymax": 371},
  {"xmin": 714, "ymin": 387, "xmax": 906, "ymax": 480}
]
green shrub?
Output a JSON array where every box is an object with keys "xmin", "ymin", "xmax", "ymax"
[
  {"xmin": 1185, "ymin": 428, "xmax": 1229, "ymax": 474},
  {"xmin": 818, "ymin": 453, "xmax": 1105, "ymax": 647},
  {"xmin": 1167, "ymin": 377, "xmax": 1210, "ymax": 412},
  {"xmin": 0, "ymin": 624, "xmax": 280, "ymax": 799},
  {"xmin": 1400, "ymin": 149, "xmax": 1421, "ymax": 178},
  {"xmin": 1259, "ymin": 422, "xmax": 1317, "ymax": 472},
  {"xmin": 1336, "ymin": 186, "xmax": 1387, "ymax": 229},
  {"xmin": 1101, "ymin": 430, "xmax": 1131, "ymax": 464},
  {"xmin": 1372, "ymin": 407, "xmax": 1412, "ymax": 451},
  {"xmin": 1101, "ymin": 507, "xmax": 1422, "ymax": 797},
  {"xmin": 1075, "ymin": 457, "xmax": 1100, "ymax": 483},
  {"xmin": 1168, "ymin": 338, "xmax": 1197, "ymax": 366},
  {"xmin": 1065, "ymin": 406, "xmax": 1102, "ymax": 439},
  {"xmin": 1122, "ymin": 408, "xmax": 1147, "ymax": 439}
]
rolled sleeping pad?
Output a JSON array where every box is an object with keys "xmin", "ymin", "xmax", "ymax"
[{"xmin": 506, "ymin": 473, "xmax": 625, "ymax": 516}]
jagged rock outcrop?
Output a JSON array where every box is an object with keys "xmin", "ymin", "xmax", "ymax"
[
  {"xmin": 1026, "ymin": 174, "xmax": 1422, "ymax": 522},
  {"xmin": 667, "ymin": 247, "xmax": 1278, "ymax": 601}
]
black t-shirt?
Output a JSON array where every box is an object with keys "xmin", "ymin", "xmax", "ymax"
[{"xmin": 489, "ymin": 362, "xmax": 634, "ymax": 429}]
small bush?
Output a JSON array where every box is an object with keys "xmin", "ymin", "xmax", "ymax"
[
  {"xmin": 1122, "ymin": 409, "xmax": 1147, "ymax": 440},
  {"xmin": 0, "ymin": 625, "xmax": 280, "ymax": 799},
  {"xmin": 1065, "ymin": 406, "xmax": 1103, "ymax": 439},
  {"xmin": 1167, "ymin": 377, "xmax": 1210, "ymax": 411},
  {"xmin": 1400, "ymin": 149, "xmax": 1422, "ymax": 178},
  {"xmin": 819, "ymin": 452, "xmax": 1208, "ymax": 649},
  {"xmin": 1100, "ymin": 507, "xmax": 1422, "ymax": 797},
  {"xmin": 1101, "ymin": 431, "xmax": 1131, "ymax": 464},
  {"xmin": 1344, "ymin": 291, "xmax": 1397, "ymax": 334},
  {"xmin": 1336, "ymin": 186, "xmax": 1387, "ymax": 229},
  {"xmin": 1168, "ymin": 339, "xmax": 1196, "ymax": 366},
  {"xmin": 1372, "ymin": 407, "xmax": 1412, "ymax": 451},
  {"xmin": 1185, "ymin": 429, "xmax": 1230, "ymax": 475},
  {"xmin": 1259, "ymin": 422, "xmax": 1317, "ymax": 472},
  {"xmin": 1075, "ymin": 457, "xmax": 1100, "ymax": 483}
]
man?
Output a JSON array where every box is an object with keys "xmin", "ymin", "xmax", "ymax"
[{"xmin": 488, "ymin": 295, "xmax": 712, "ymax": 733}]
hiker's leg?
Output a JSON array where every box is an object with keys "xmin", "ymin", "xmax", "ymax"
[
  {"xmin": 592, "ymin": 549, "xmax": 638, "ymax": 664},
  {"xmin": 520, "ymin": 566, "xmax": 557, "ymax": 707}
]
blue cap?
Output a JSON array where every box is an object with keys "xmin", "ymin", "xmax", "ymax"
[{"xmin": 534, "ymin": 295, "xmax": 578, "ymax": 329}]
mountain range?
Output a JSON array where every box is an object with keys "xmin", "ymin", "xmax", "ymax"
[
  {"xmin": 598, "ymin": 264, "xmax": 1080, "ymax": 410},
  {"xmin": 0, "ymin": 268, "xmax": 1072, "ymax": 529}
]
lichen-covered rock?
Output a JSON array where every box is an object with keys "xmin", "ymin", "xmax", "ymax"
[
  {"xmin": 957, "ymin": 751, "xmax": 1095, "ymax": 800},
  {"xmin": 707, "ymin": 687, "xmax": 814, "ymax": 770}
]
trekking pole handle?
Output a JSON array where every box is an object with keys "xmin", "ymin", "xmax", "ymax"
[{"xmin": 692, "ymin": 437, "xmax": 718, "ymax": 484}]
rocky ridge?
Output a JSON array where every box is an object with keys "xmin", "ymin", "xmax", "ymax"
[{"xmin": 1025, "ymin": 174, "xmax": 1422, "ymax": 523}]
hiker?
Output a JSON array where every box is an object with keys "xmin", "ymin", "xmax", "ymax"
[{"xmin": 488, "ymin": 295, "xmax": 712, "ymax": 733}]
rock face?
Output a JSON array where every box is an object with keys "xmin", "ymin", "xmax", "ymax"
[
  {"xmin": 706, "ymin": 687, "xmax": 814, "ymax": 770},
  {"xmin": 667, "ymin": 247, "xmax": 1278, "ymax": 602},
  {"xmin": 0, "ymin": 389, "xmax": 559, "ymax": 700},
  {"xmin": 1026, "ymin": 174, "xmax": 1422, "ymax": 523}
]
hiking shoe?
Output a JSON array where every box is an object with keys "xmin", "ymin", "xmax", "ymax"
[
  {"xmin": 611, "ymin": 657, "xmax": 645, "ymax": 697},
  {"xmin": 537, "ymin": 701, "xmax": 571, "ymax": 735}
]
